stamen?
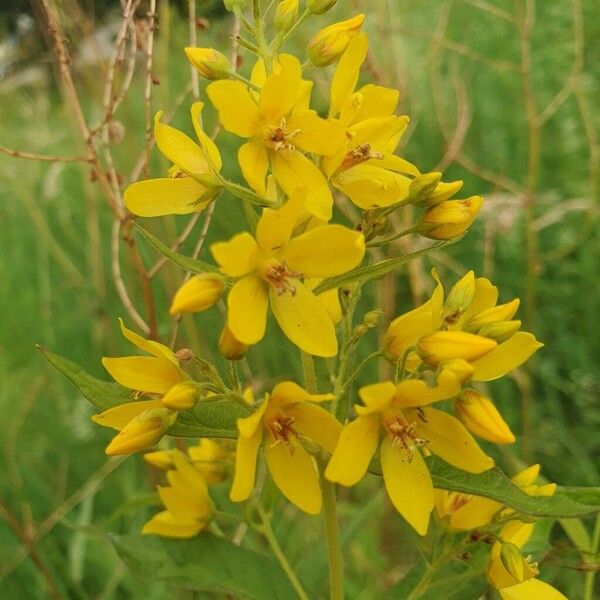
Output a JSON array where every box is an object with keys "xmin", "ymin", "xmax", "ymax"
[
  {"xmin": 267, "ymin": 117, "xmax": 302, "ymax": 151},
  {"xmin": 387, "ymin": 416, "xmax": 428, "ymax": 461},
  {"xmin": 262, "ymin": 261, "xmax": 303, "ymax": 296},
  {"xmin": 268, "ymin": 413, "xmax": 298, "ymax": 452},
  {"xmin": 336, "ymin": 143, "xmax": 385, "ymax": 173}
]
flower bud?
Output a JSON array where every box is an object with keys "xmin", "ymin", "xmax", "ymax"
[
  {"xmin": 307, "ymin": 14, "xmax": 365, "ymax": 67},
  {"xmin": 307, "ymin": 0, "xmax": 337, "ymax": 14},
  {"xmin": 219, "ymin": 325, "xmax": 249, "ymax": 361},
  {"xmin": 275, "ymin": 0, "xmax": 299, "ymax": 32},
  {"xmin": 417, "ymin": 331, "xmax": 497, "ymax": 366},
  {"xmin": 477, "ymin": 320, "xmax": 521, "ymax": 343},
  {"xmin": 444, "ymin": 271, "xmax": 475, "ymax": 324},
  {"xmin": 439, "ymin": 358, "xmax": 474, "ymax": 384},
  {"xmin": 408, "ymin": 172, "xmax": 441, "ymax": 205},
  {"xmin": 363, "ymin": 309, "xmax": 384, "ymax": 328},
  {"xmin": 161, "ymin": 382, "xmax": 200, "ymax": 410},
  {"xmin": 417, "ymin": 196, "xmax": 484, "ymax": 240},
  {"xmin": 456, "ymin": 390, "xmax": 515, "ymax": 444},
  {"xmin": 499, "ymin": 542, "xmax": 539, "ymax": 583},
  {"xmin": 427, "ymin": 179, "xmax": 464, "ymax": 206},
  {"xmin": 105, "ymin": 408, "xmax": 176, "ymax": 456},
  {"xmin": 169, "ymin": 274, "xmax": 225, "ymax": 315},
  {"xmin": 184, "ymin": 47, "xmax": 231, "ymax": 80}
]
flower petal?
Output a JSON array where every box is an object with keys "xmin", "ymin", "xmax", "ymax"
[
  {"xmin": 414, "ymin": 408, "xmax": 494, "ymax": 473},
  {"xmin": 271, "ymin": 149, "xmax": 333, "ymax": 221},
  {"xmin": 325, "ymin": 415, "xmax": 379, "ymax": 485},
  {"xmin": 230, "ymin": 427, "xmax": 263, "ymax": 502},
  {"xmin": 285, "ymin": 402, "xmax": 342, "ymax": 454},
  {"xmin": 393, "ymin": 368, "xmax": 463, "ymax": 408},
  {"xmin": 330, "ymin": 32, "xmax": 368, "ymax": 118},
  {"xmin": 238, "ymin": 140, "xmax": 269, "ymax": 195},
  {"xmin": 124, "ymin": 177, "xmax": 210, "ymax": 217},
  {"xmin": 227, "ymin": 275, "xmax": 268, "ymax": 345},
  {"xmin": 356, "ymin": 381, "xmax": 395, "ymax": 414},
  {"xmin": 118, "ymin": 318, "xmax": 178, "ymax": 363},
  {"xmin": 287, "ymin": 110, "xmax": 346, "ymax": 156},
  {"xmin": 265, "ymin": 435, "xmax": 322, "ymax": 514},
  {"xmin": 206, "ymin": 80, "xmax": 262, "ymax": 137},
  {"xmin": 91, "ymin": 399, "xmax": 164, "ymax": 430},
  {"xmin": 354, "ymin": 84, "xmax": 399, "ymax": 121},
  {"xmin": 472, "ymin": 332, "xmax": 543, "ymax": 381},
  {"xmin": 102, "ymin": 357, "xmax": 183, "ymax": 394},
  {"xmin": 142, "ymin": 511, "xmax": 203, "ymax": 538},
  {"xmin": 255, "ymin": 191, "xmax": 304, "ymax": 252},
  {"xmin": 270, "ymin": 381, "xmax": 335, "ymax": 405},
  {"xmin": 190, "ymin": 101, "xmax": 222, "ymax": 171},
  {"xmin": 269, "ymin": 279, "xmax": 338, "ymax": 357},
  {"xmin": 498, "ymin": 579, "xmax": 567, "ymax": 600},
  {"xmin": 259, "ymin": 54, "xmax": 302, "ymax": 123},
  {"xmin": 380, "ymin": 437, "xmax": 434, "ymax": 535},
  {"xmin": 211, "ymin": 232, "xmax": 259, "ymax": 277}
]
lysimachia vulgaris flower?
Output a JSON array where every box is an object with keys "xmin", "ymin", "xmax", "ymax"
[
  {"xmin": 142, "ymin": 451, "xmax": 214, "ymax": 538},
  {"xmin": 207, "ymin": 54, "xmax": 346, "ymax": 220},
  {"xmin": 307, "ymin": 13, "xmax": 365, "ymax": 67},
  {"xmin": 326, "ymin": 379, "xmax": 494, "ymax": 535},
  {"xmin": 92, "ymin": 319, "xmax": 198, "ymax": 455},
  {"xmin": 230, "ymin": 382, "xmax": 342, "ymax": 514},
  {"xmin": 434, "ymin": 465, "xmax": 564, "ymax": 599},
  {"xmin": 322, "ymin": 33, "xmax": 420, "ymax": 209},
  {"xmin": 124, "ymin": 102, "xmax": 222, "ymax": 217},
  {"xmin": 210, "ymin": 194, "xmax": 365, "ymax": 356}
]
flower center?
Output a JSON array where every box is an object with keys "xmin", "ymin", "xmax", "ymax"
[
  {"xmin": 386, "ymin": 416, "xmax": 428, "ymax": 461},
  {"xmin": 260, "ymin": 258, "xmax": 302, "ymax": 295},
  {"xmin": 267, "ymin": 413, "xmax": 298, "ymax": 452},
  {"xmin": 336, "ymin": 143, "xmax": 384, "ymax": 173},
  {"xmin": 267, "ymin": 117, "xmax": 302, "ymax": 151}
]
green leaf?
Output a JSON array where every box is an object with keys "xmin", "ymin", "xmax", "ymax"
[
  {"xmin": 111, "ymin": 534, "xmax": 301, "ymax": 600},
  {"xmin": 38, "ymin": 347, "xmax": 247, "ymax": 439},
  {"xmin": 313, "ymin": 241, "xmax": 451, "ymax": 294},
  {"xmin": 428, "ymin": 456, "xmax": 600, "ymax": 518},
  {"xmin": 133, "ymin": 222, "xmax": 218, "ymax": 274}
]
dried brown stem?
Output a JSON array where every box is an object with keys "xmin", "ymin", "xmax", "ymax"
[{"xmin": 0, "ymin": 146, "xmax": 90, "ymax": 163}]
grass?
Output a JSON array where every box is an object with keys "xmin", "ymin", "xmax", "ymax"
[{"xmin": 0, "ymin": 0, "xmax": 598, "ymax": 597}]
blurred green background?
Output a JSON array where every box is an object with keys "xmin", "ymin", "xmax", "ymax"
[{"xmin": 0, "ymin": 0, "xmax": 598, "ymax": 598}]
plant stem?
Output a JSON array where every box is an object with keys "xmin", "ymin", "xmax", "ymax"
[
  {"xmin": 256, "ymin": 505, "xmax": 310, "ymax": 600},
  {"xmin": 583, "ymin": 514, "xmax": 600, "ymax": 600},
  {"xmin": 322, "ymin": 477, "xmax": 344, "ymax": 600},
  {"xmin": 301, "ymin": 351, "xmax": 318, "ymax": 393}
]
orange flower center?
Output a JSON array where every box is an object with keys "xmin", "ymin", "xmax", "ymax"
[
  {"xmin": 267, "ymin": 412, "xmax": 298, "ymax": 452},
  {"xmin": 260, "ymin": 258, "xmax": 302, "ymax": 295},
  {"xmin": 385, "ymin": 415, "xmax": 428, "ymax": 461},
  {"xmin": 266, "ymin": 117, "xmax": 302, "ymax": 151},
  {"xmin": 336, "ymin": 143, "xmax": 384, "ymax": 173}
]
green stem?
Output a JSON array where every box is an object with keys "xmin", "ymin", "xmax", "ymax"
[
  {"xmin": 230, "ymin": 71, "xmax": 261, "ymax": 90},
  {"xmin": 341, "ymin": 350, "xmax": 382, "ymax": 392},
  {"xmin": 583, "ymin": 515, "xmax": 600, "ymax": 600},
  {"xmin": 367, "ymin": 226, "xmax": 416, "ymax": 248},
  {"xmin": 300, "ymin": 351, "xmax": 318, "ymax": 394},
  {"xmin": 256, "ymin": 505, "xmax": 310, "ymax": 600},
  {"xmin": 322, "ymin": 477, "xmax": 344, "ymax": 600}
]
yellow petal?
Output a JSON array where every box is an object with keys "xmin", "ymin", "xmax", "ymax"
[
  {"xmin": 259, "ymin": 54, "xmax": 302, "ymax": 123},
  {"xmin": 375, "ymin": 153, "xmax": 420, "ymax": 177},
  {"xmin": 118, "ymin": 318, "xmax": 178, "ymax": 363},
  {"xmin": 280, "ymin": 225, "xmax": 365, "ymax": 277},
  {"xmin": 238, "ymin": 140, "xmax": 269, "ymax": 195},
  {"xmin": 414, "ymin": 408, "xmax": 494, "ymax": 473},
  {"xmin": 446, "ymin": 495, "xmax": 503, "ymax": 531},
  {"xmin": 512, "ymin": 465, "xmax": 541, "ymax": 488},
  {"xmin": 270, "ymin": 381, "xmax": 335, "ymax": 405},
  {"xmin": 380, "ymin": 437, "xmax": 434, "ymax": 535},
  {"xmin": 459, "ymin": 277, "xmax": 499, "ymax": 325},
  {"xmin": 230, "ymin": 427, "xmax": 263, "ymax": 502},
  {"xmin": 154, "ymin": 112, "xmax": 208, "ymax": 176},
  {"xmin": 286, "ymin": 110, "xmax": 346, "ymax": 156},
  {"xmin": 206, "ymin": 80, "xmax": 262, "ymax": 137},
  {"xmin": 211, "ymin": 232, "xmax": 259, "ymax": 277},
  {"xmin": 306, "ymin": 280, "xmax": 342, "ymax": 324},
  {"xmin": 498, "ymin": 579, "xmax": 567, "ymax": 600},
  {"xmin": 472, "ymin": 332, "xmax": 543, "ymax": 381},
  {"xmin": 417, "ymin": 331, "xmax": 497, "ymax": 367},
  {"xmin": 330, "ymin": 32, "xmax": 368, "ymax": 117},
  {"xmin": 271, "ymin": 149, "xmax": 333, "ymax": 221},
  {"xmin": 158, "ymin": 484, "xmax": 208, "ymax": 520},
  {"xmin": 124, "ymin": 177, "xmax": 211, "ymax": 217},
  {"xmin": 455, "ymin": 390, "xmax": 516, "ymax": 444},
  {"xmin": 102, "ymin": 356, "xmax": 183, "ymax": 394},
  {"xmin": 105, "ymin": 408, "xmax": 175, "ymax": 455},
  {"xmin": 269, "ymin": 279, "xmax": 338, "ymax": 357},
  {"xmin": 385, "ymin": 301, "xmax": 434, "ymax": 360},
  {"xmin": 227, "ymin": 275, "xmax": 268, "ymax": 345},
  {"xmin": 325, "ymin": 415, "xmax": 380, "ymax": 485},
  {"xmin": 285, "ymin": 402, "xmax": 341, "ymax": 454},
  {"xmin": 91, "ymin": 399, "xmax": 164, "ymax": 430},
  {"xmin": 356, "ymin": 381, "xmax": 395, "ymax": 415},
  {"xmin": 393, "ymin": 368, "xmax": 463, "ymax": 408},
  {"xmin": 190, "ymin": 101, "xmax": 222, "ymax": 170},
  {"xmin": 265, "ymin": 435, "xmax": 322, "ymax": 514},
  {"xmin": 142, "ymin": 510, "xmax": 204, "ymax": 538},
  {"xmin": 255, "ymin": 191, "xmax": 305, "ymax": 252},
  {"xmin": 169, "ymin": 274, "xmax": 224, "ymax": 315},
  {"xmin": 353, "ymin": 84, "xmax": 399, "ymax": 121}
]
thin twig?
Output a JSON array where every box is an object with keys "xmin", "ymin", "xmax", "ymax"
[{"xmin": 0, "ymin": 146, "xmax": 90, "ymax": 163}]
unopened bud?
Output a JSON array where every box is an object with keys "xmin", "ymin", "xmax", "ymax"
[
  {"xmin": 477, "ymin": 320, "xmax": 521, "ymax": 343},
  {"xmin": 417, "ymin": 331, "xmax": 497, "ymax": 366},
  {"xmin": 417, "ymin": 196, "xmax": 484, "ymax": 240},
  {"xmin": 307, "ymin": 0, "xmax": 337, "ymax": 14},
  {"xmin": 169, "ymin": 274, "xmax": 225, "ymax": 315},
  {"xmin": 175, "ymin": 348, "xmax": 194, "ymax": 362},
  {"xmin": 307, "ymin": 14, "xmax": 365, "ymax": 67},
  {"xmin": 499, "ymin": 542, "xmax": 539, "ymax": 583},
  {"xmin": 444, "ymin": 271, "xmax": 475, "ymax": 323},
  {"xmin": 161, "ymin": 381, "xmax": 200, "ymax": 410},
  {"xmin": 105, "ymin": 408, "xmax": 176, "ymax": 455},
  {"xmin": 275, "ymin": 0, "xmax": 299, "ymax": 32},
  {"xmin": 184, "ymin": 47, "xmax": 231, "ymax": 80},
  {"xmin": 408, "ymin": 172, "xmax": 441, "ymax": 205},
  {"xmin": 363, "ymin": 309, "xmax": 384, "ymax": 328},
  {"xmin": 219, "ymin": 325, "xmax": 249, "ymax": 361},
  {"xmin": 456, "ymin": 390, "xmax": 515, "ymax": 444}
]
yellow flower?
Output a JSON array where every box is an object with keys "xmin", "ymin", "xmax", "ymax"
[
  {"xmin": 218, "ymin": 325, "xmax": 249, "ymax": 361},
  {"xmin": 207, "ymin": 55, "xmax": 346, "ymax": 220},
  {"xmin": 185, "ymin": 47, "xmax": 231, "ymax": 80},
  {"xmin": 160, "ymin": 381, "xmax": 200, "ymax": 410},
  {"xmin": 230, "ymin": 382, "xmax": 342, "ymax": 514},
  {"xmin": 274, "ymin": 0, "xmax": 299, "ymax": 33},
  {"xmin": 417, "ymin": 196, "xmax": 484, "ymax": 240},
  {"xmin": 124, "ymin": 102, "xmax": 222, "ymax": 217},
  {"xmin": 307, "ymin": 14, "xmax": 365, "ymax": 67},
  {"xmin": 455, "ymin": 389, "xmax": 515, "ymax": 444},
  {"xmin": 417, "ymin": 331, "xmax": 498, "ymax": 366},
  {"xmin": 326, "ymin": 380, "xmax": 493, "ymax": 534},
  {"xmin": 142, "ymin": 452, "xmax": 214, "ymax": 538},
  {"xmin": 211, "ymin": 194, "xmax": 365, "ymax": 356},
  {"xmin": 408, "ymin": 172, "xmax": 464, "ymax": 207},
  {"xmin": 322, "ymin": 33, "xmax": 420, "ymax": 209},
  {"xmin": 169, "ymin": 274, "xmax": 225, "ymax": 315}
]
